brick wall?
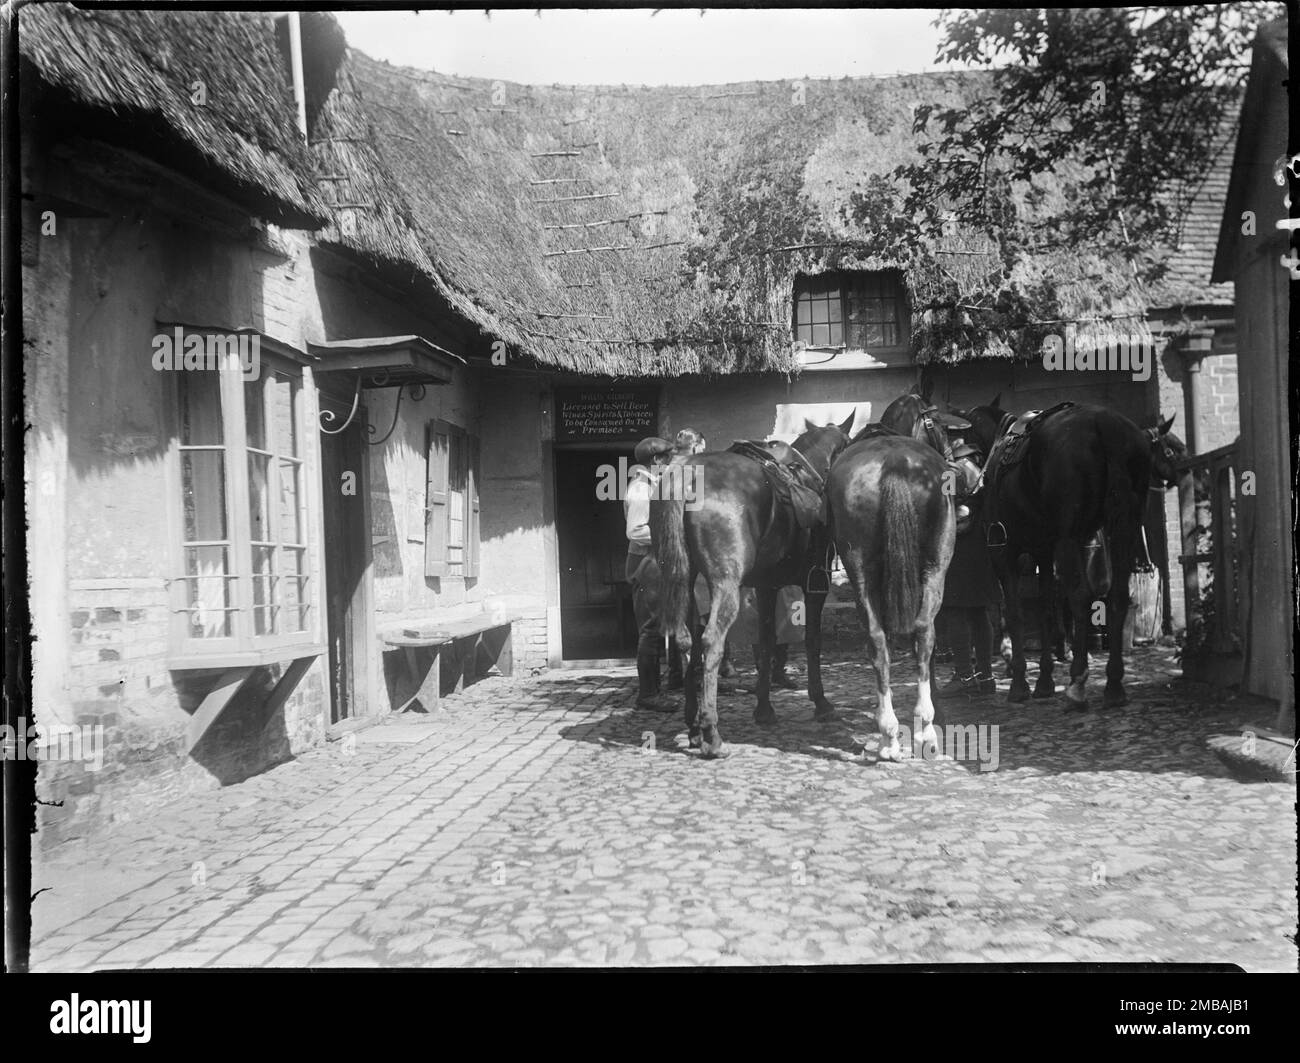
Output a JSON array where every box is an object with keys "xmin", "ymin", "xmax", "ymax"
[
  {"xmin": 513, "ymin": 613, "xmax": 550, "ymax": 673},
  {"xmin": 1198, "ymin": 353, "xmax": 1240, "ymax": 453}
]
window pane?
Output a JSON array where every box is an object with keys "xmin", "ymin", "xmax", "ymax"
[
  {"xmin": 252, "ymin": 544, "xmax": 276, "ymax": 636},
  {"xmin": 271, "ymin": 374, "xmax": 299, "ymax": 459},
  {"xmin": 248, "ymin": 452, "xmax": 271, "ymax": 544},
  {"xmin": 182, "ymin": 451, "xmax": 227, "ymax": 542},
  {"xmin": 185, "ymin": 545, "xmax": 231, "ymax": 638},
  {"xmin": 181, "ymin": 372, "xmax": 223, "ymax": 446},
  {"xmin": 278, "ymin": 459, "xmax": 302, "ymax": 544},
  {"xmin": 796, "ymin": 322, "xmax": 812, "ymax": 344},
  {"xmin": 280, "ymin": 547, "xmax": 307, "ymax": 633},
  {"xmin": 812, "ymin": 323, "xmax": 830, "ymax": 346},
  {"xmin": 828, "ymin": 321, "xmax": 843, "ymax": 345},
  {"xmin": 245, "ymin": 379, "xmax": 266, "ymax": 451}
]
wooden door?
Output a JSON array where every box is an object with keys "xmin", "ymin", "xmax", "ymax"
[
  {"xmin": 319, "ymin": 395, "xmax": 369, "ymax": 724},
  {"xmin": 554, "ymin": 448, "xmax": 638, "ymax": 660}
]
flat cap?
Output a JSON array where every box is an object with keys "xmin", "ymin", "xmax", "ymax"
[{"xmin": 634, "ymin": 436, "xmax": 674, "ymax": 465}]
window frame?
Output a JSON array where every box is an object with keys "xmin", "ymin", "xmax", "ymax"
[
  {"xmin": 425, "ymin": 419, "xmax": 481, "ymax": 581},
  {"xmin": 792, "ymin": 269, "xmax": 911, "ymax": 357},
  {"xmin": 165, "ymin": 335, "xmax": 323, "ymax": 669}
]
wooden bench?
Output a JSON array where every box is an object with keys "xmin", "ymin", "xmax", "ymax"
[{"xmin": 382, "ymin": 611, "xmax": 521, "ymax": 713}]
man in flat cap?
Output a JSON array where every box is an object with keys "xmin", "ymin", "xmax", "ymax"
[{"xmin": 625, "ymin": 436, "xmax": 674, "ymax": 710}]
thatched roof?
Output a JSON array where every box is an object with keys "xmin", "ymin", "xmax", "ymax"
[
  {"xmin": 18, "ymin": 5, "xmax": 338, "ymax": 228},
  {"xmin": 317, "ymin": 53, "xmax": 1227, "ymax": 375}
]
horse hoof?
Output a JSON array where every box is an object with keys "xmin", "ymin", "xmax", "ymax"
[
  {"xmin": 702, "ymin": 742, "xmax": 730, "ymax": 760},
  {"xmin": 1007, "ymin": 683, "xmax": 1031, "ymax": 704},
  {"xmin": 1032, "ymin": 682, "xmax": 1056, "ymax": 700},
  {"xmin": 876, "ymin": 744, "xmax": 906, "ymax": 763},
  {"xmin": 1103, "ymin": 686, "xmax": 1129, "ymax": 709},
  {"xmin": 814, "ymin": 707, "xmax": 837, "ymax": 723},
  {"xmin": 687, "ymin": 733, "xmax": 702, "ymax": 750},
  {"xmin": 753, "ymin": 706, "xmax": 777, "ymax": 726}
]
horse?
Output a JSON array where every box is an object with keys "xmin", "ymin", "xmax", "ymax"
[
  {"xmin": 873, "ymin": 389, "xmax": 970, "ymax": 460},
  {"xmin": 961, "ymin": 400, "xmax": 1190, "ymax": 709},
  {"xmin": 651, "ymin": 417, "xmax": 854, "ymax": 758},
  {"xmin": 828, "ymin": 396, "xmax": 961, "ymax": 762}
]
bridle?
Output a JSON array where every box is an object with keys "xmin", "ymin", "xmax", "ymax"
[
  {"xmin": 786, "ymin": 429, "xmax": 849, "ymax": 493},
  {"xmin": 1146, "ymin": 425, "xmax": 1181, "ymax": 491}
]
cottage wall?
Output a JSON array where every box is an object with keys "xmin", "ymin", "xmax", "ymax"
[
  {"xmin": 25, "ymin": 141, "xmax": 547, "ymax": 846},
  {"xmin": 22, "ymin": 143, "xmax": 334, "ymax": 846}
]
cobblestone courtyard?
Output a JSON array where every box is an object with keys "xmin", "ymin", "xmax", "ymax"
[{"xmin": 30, "ymin": 645, "xmax": 1297, "ymax": 970}]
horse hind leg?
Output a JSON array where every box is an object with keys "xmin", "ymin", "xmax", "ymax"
[
  {"xmin": 698, "ymin": 579, "xmax": 741, "ymax": 758},
  {"xmin": 1033, "ymin": 548, "xmax": 1057, "ymax": 700},
  {"xmin": 848, "ymin": 563, "xmax": 902, "ymax": 763},
  {"xmin": 998, "ymin": 551, "xmax": 1031, "ymax": 702},
  {"xmin": 682, "ymin": 577, "xmax": 702, "ymax": 748},
  {"xmin": 753, "ymin": 585, "xmax": 778, "ymax": 726},
  {"xmin": 1103, "ymin": 538, "xmax": 1135, "ymax": 709},
  {"xmin": 1058, "ymin": 542, "xmax": 1091, "ymax": 711},
  {"xmin": 912, "ymin": 564, "xmax": 947, "ymax": 760},
  {"xmin": 804, "ymin": 585, "xmax": 836, "ymax": 721}
]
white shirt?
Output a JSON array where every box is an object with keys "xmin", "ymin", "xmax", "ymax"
[{"xmin": 624, "ymin": 471, "xmax": 655, "ymax": 546}]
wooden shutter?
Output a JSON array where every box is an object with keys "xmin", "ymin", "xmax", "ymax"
[
  {"xmin": 466, "ymin": 434, "xmax": 481, "ymax": 578},
  {"xmin": 425, "ymin": 420, "xmax": 450, "ymax": 577}
]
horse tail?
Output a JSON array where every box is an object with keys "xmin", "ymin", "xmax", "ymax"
[
  {"xmin": 651, "ymin": 491, "xmax": 690, "ymax": 639},
  {"xmin": 881, "ymin": 472, "xmax": 920, "ymax": 635}
]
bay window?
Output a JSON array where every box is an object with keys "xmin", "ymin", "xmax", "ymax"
[{"xmin": 168, "ymin": 334, "xmax": 321, "ymax": 667}]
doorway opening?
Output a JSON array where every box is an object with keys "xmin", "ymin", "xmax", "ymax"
[
  {"xmin": 554, "ymin": 446, "xmax": 638, "ymax": 661},
  {"xmin": 319, "ymin": 392, "xmax": 371, "ymax": 725}
]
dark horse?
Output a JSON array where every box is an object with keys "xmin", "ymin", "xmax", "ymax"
[
  {"xmin": 829, "ymin": 393, "xmax": 960, "ymax": 762},
  {"xmin": 962, "ymin": 401, "xmax": 1189, "ymax": 709},
  {"xmin": 651, "ymin": 417, "xmax": 853, "ymax": 758}
]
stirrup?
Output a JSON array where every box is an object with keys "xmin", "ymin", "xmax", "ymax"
[{"xmin": 805, "ymin": 566, "xmax": 830, "ymax": 595}]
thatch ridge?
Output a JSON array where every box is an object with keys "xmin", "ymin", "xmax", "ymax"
[
  {"xmin": 319, "ymin": 53, "xmax": 1229, "ymax": 376},
  {"xmin": 19, "ymin": 4, "xmax": 329, "ymax": 227}
]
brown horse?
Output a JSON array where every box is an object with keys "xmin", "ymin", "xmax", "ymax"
[
  {"xmin": 651, "ymin": 418, "xmax": 853, "ymax": 758},
  {"xmin": 962, "ymin": 401, "xmax": 1189, "ymax": 709},
  {"xmin": 829, "ymin": 401, "xmax": 959, "ymax": 762}
]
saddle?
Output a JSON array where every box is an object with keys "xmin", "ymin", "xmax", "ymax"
[
  {"xmin": 728, "ymin": 439, "xmax": 826, "ymax": 529},
  {"xmin": 988, "ymin": 401, "xmax": 1075, "ymax": 474},
  {"xmin": 983, "ymin": 401, "xmax": 1074, "ymax": 548}
]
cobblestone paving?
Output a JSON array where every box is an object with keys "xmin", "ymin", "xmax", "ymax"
[{"xmin": 30, "ymin": 645, "xmax": 1297, "ymax": 970}]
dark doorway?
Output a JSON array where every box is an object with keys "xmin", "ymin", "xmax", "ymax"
[
  {"xmin": 554, "ymin": 447, "xmax": 638, "ymax": 660},
  {"xmin": 319, "ymin": 393, "xmax": 370, "ymax": 724}
]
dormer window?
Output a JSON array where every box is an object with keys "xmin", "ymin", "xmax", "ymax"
[{"xmin": 794, "ymin": 270, "xmax": 908, "ymax": 352}]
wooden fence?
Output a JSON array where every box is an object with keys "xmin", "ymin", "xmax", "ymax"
[{"xmin": 1174, "ymin": 442, "xmax": 1242, "ymax": 659}]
